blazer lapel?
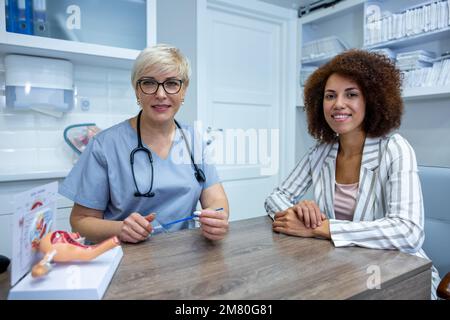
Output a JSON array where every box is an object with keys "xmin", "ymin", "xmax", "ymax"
[
  {"xmin": 318, "ymin": 142, "xmax": 338, "ymax": 219},
  {"xmin": 353, "ymin": 137, "xmax": 381, "ymax": 222}
]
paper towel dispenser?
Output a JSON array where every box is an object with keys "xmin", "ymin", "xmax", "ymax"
[{"xmin": 4, "ymin": 54, "xmax": 74, "ymax": 115}]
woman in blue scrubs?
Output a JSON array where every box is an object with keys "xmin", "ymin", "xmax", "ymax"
[{"xmin": 59, "ymin": 44, "xmax": 229, "ymax": 243}]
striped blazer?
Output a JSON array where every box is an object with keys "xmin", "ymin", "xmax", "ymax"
[{"xmin": 265, "ymin": 133, "xmax": 439, "ymax": 299}]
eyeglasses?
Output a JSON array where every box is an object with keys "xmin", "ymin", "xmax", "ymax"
[{"xmin": 136, "ymin": 78, "xmax": 183, "ymax": 95}]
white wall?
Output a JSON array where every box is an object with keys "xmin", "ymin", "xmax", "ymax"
[
  {"xmin": 0, "ymin": 59, "xmax": 138, "ymax": 177},
  {"xmin": 400, "ymin": 99, "xmax": 450, "ymax": 167},
  {"xmin": 0, "ymin": 59, "xmax": 138, "ymax": 257}
]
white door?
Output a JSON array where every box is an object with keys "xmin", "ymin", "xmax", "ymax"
[{"xmin": 200, "ymin": 0, "xmax": 296, "ymax": 221}]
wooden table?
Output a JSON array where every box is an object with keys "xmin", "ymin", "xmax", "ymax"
[
  {"xmin": 0, "ymin": 216, "xmax": 432, "ymax": 299},
  {"xmin": 104, "ymin": 216, "xmax": 431, "ymax": 299}
]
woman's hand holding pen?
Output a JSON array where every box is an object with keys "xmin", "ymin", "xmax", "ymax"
[
  {"xmin": 119, "ymin": 212, "xmax": 155, "ymax": 243},
  {"xmin": 197, "ymin": 208, "xmax": 229, "ymax": 241}
]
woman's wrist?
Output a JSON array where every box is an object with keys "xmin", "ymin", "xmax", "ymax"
[
  {"xmin": 313, "ymin": 219, "xmax": 331, "ymax": 239},
  {"xmin": 203, "ymin": 206, "xmax": 229, "ymax": 220}
]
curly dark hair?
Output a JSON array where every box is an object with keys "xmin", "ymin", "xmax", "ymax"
[{"xmin": 303, "ymin": 49, "xmax": 403, "ymax": 143}]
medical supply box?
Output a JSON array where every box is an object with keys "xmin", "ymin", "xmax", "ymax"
[{"xmin": 4, "ymin": 54, "xmax": 74, "ymax": 113}]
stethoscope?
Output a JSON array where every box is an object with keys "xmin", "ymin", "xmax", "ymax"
[{"xmin": 130, "ymin": 110, "xmax": 206, "ymax": 197}]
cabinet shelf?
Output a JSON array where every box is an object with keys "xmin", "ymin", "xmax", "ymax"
[
  {"xmin": 402, "ymin": 86, "xmax": 450, "ymax": 101},
  {"xmin": 297, "ymin": 92, "xmax": 304, "ymax": 107},
  {"xmin": 0, "ymin": 33, "xmax": 140, "ymax": 68},
  {"xmin": 299, "ymin": 0, "xmax": 365, "ymax": 24},
  {"xmin": 0, "ymin": 169, "xmax": 70, "ymax": 183},
  {"xmin": 364, "ymin": 26, "xmax": 450, "ymax": 51},
  {"xmin": 297, "ymin": 86, "xmax": 450, "ymax": 106},
  {"xmin": 301, "ymin": 53, "xmax": 336, "ymax": 66}
]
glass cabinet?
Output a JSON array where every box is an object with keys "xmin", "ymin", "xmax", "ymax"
[
  {"xmin": 0, "ymin": 0, "xmax": 156, "ymax": 66},
  {"xmin": 5, "ymin": 0, "xmax": 147, "ymax": 50}
]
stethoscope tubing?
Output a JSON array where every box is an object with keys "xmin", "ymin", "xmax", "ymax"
[{"xmin": 131, "ymin": 110, "xmax": 205, "ymax": 198}]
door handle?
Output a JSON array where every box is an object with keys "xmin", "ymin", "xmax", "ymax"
[
  {"xmin": 206, "ymin": 127, "xmax": 224, "ymax": 145},
  {"xmin": 207, "ymin": 126, "xmax": 224, "ymax": 133}
]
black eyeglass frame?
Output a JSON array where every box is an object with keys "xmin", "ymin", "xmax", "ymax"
[{"xmin": 136, "ymin": 78, "xmax": 183, "ymax": 95}]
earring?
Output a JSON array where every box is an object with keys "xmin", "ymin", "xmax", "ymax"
[
  {"xmin": 137, "ymin": 99, "xmax": 141, "ymax": 106},
  {"xmin": 181, "ymin": 99, "xmax": 185, "ymax": 105}
]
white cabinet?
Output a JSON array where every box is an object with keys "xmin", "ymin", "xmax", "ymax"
[
  {"xmin": 297, "ymin": 0, "xmax": 450, "ymax": 105},
  {"xmin": 0, "ymin": 0, "xmax": 156, "ymax": 68},
  {"xmin": 296, "ymin": 0, "xmax": 450, "ymax": 167},
  {"xmin": 363, "ymin": 0, "xmax": 450, "ymax": 100},
  {"xmin": 297, "ymin": 0, "xmax": 365, "ymax": 106}
]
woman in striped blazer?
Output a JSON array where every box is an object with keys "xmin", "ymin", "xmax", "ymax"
[{"xmin": 265, "ymin": 50, "xmax": 439, "ymax": 299}]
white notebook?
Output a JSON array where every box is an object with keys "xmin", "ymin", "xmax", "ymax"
[{"xmin": 8, "ymin": 246, "xmax": 123, "ymax": 300}]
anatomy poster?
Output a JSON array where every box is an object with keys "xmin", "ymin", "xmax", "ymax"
[{"xmin": 11, "ymin": 182, "xmax": 58, "ymax": 286}]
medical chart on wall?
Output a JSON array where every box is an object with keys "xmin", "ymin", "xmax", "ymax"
[{"xmin": 10, "ymin": 182, "xmax": 58, "ymax": 286}]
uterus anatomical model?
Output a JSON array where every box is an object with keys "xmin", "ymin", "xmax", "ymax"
[{"xmin": 31, "ymin": 231, "xmax": 120, "ymax": 278}]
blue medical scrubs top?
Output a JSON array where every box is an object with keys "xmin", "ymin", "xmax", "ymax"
[{"xmin": 59, "ymin": 119, "xmax": 220, "ymax": 232}]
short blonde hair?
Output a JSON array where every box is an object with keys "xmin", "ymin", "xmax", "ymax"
[{"xmin": 131, "ymin": 43, "xmax": 191, "ymax": 89}]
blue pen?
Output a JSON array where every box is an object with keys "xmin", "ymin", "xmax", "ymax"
[
  {"xmin": 161, "ymin": 215, "xmax": 196, "ymax": 228},
  {"xmin": 152, "ymin": 208, "xmax": 224, "ymax": 233}
]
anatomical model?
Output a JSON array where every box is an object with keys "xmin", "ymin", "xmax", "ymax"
[{"xmin": 31, "ymin": 231, "xmax": 120, "ymax": 278}]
